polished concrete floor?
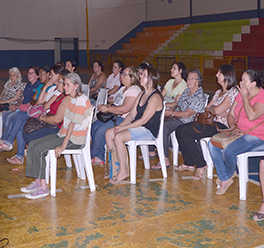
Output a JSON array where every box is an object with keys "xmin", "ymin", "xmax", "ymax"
[{"xmin": 1, "ymin": 143, "xmax": 264, "ymax": 248}]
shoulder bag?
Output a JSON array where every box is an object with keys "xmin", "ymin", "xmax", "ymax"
[
  {"xmin": 192, "ymin": 110, "xmax": 218, "ymax": 133},
  {"xmin": 211, "ymin": 106, "xmax": 264, "ymax": 149}
]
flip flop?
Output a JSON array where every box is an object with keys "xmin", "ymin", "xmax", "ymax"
[
  {"xmin": 175, "ymin": 164, "xmax": 195, "ymax": 171},
  {"xmin": 103, "ymin": 173, "xmax": 110, "ymax": 179},
  {"xmin": 253, "ymin": 212, "xmax": 264, "ymax": 221},
  {"xmin": 7, "ymin": 155, "xmax": 24, "ymax": 165},
  {"xmin": 253, "ymin": 201, "xmax": 264, "ymax": 221},
  {"xmin": 92, "ymin": 158, "xmax": 105, "ymax": 167},
  {"xmin": 109, "ymin": 176, "xmax": 129, "ymax": 184},
  {"xmin": 151, "ymin": 163, "xmax": 170, "ymax": 170}
]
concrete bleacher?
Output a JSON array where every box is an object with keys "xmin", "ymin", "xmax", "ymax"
[
  {"xmin": 223, "ymin": 18, "xmax": 264, "ymax": 57},
  {"xmin": 161, "ymin": 19, "xmax": 251, "ymax": 56},
  {"xmin": 116, "ymin": 24, "xmax": 185, "ymax": 56}
]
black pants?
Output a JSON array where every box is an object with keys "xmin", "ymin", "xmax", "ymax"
[{"xmin": 176, "ymin": 122, "xmax": 227, "ymax": 168}]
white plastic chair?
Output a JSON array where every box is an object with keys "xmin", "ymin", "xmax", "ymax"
[
  {"xmin": 82, "ymin": 83, "xmax": 90, "ymax": 96},
  {"xmin": 93, "ymin": 88, "xmax": 108, "ymax": 122},
  {"xmin": 125, "ymin": 103, "xmax": 167, "ymax": 184},
  {"xmin": 237, "ymin": 151, "xmax": 264, "ymax": 200},
  {"xmin": 46, "ymin": 106, "xmax": 96, "ymax": 196}
]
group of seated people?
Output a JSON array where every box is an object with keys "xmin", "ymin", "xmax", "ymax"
[{"xmin": 0, "ymin": 60, "xmax": 264, "ymax": 222}]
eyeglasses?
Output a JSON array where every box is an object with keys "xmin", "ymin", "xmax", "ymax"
[
  {"xmin": 187, "ymin": 77, "xmax": 198, "ymax": 81},
  {"xmin": 121, "ymin": 73, "xmax": 130, "ymax": 77},
  {"xmin": 28, "ymin": 72, "xmax": 36, "ymax": 75},
  {"xmin": 58, "ymin": 81, "xmax": 64, "ymax": 85}
]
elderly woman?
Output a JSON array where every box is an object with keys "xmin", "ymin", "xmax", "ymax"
[
  {"xmin": 105, "ymin": 60, "xmax": 124, "ymax": 96},
  {"xmin": 151, "ymin": 69, "xmax": 207, "ymax": 170},
  {"xmin": 91, "ymin": 66, "xmax": 142, "ymax": 166},
  {"xmin": 0, "ymin": 67, "xmax": 25, "ymax": 112},
  {"xmin": 88, "ymin": 60, "xmax": 107, "ymax": 104},
  {"xmin": 1, "ymin": 66, "xmax": 41, "ymax": 140},
  {"xmin": 20, "ymin": 73, "xmax": 93, "ymax": 199},
  {"xmin": 105, "ymin": 65, "xmax": 163, "ymax": 184},
  {"xmin": 208, "ymin": 69, "xmax": 264, "ymax": 195},
  {"xmin": 176, "ymin": 64, "xmax": 239, "ymax": 179}
]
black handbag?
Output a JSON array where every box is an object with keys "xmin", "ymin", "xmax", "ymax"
[{"xmin": 97, "ymin": 112, "xmax": 117, "ymax": 124}]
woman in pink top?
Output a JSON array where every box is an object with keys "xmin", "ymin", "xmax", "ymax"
[{"xmin": 208, "ymin": 69, "xmax": 264, "ymax": 195}]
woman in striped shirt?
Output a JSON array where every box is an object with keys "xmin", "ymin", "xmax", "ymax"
[{"xmin": 20, "ymin": 73, "xmax": 93, "ymax": 199}]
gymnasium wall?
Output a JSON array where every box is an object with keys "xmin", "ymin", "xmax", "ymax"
[{"xmin": 0, "ymin": 0, "xmax": 263, "ymax": 68}]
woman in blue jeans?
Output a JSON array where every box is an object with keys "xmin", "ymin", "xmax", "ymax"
[
  {"xmin": 208, "ymin": 69, "xmax": 264, "ymax": 195},
  {"xmin": 0, "ymin": 69, "xmax": 68, "ymax": 164},
  {"xmin": 91, "ymin": 66, "xmax": 142, "ymax": 166}
]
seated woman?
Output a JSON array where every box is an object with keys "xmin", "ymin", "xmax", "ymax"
[
  {"xmin": 144, "ymin": 61, "xmax": 187, "ymax": 159},
  {"xmin": 32, "ymin": 64, "xmax": 64, "ymax": 105},
  {"xmin": 1, "ymin": 66, "xmax": 41, "ymax": 140},
  {"xmin": 105, "ymin": 60, "xmax": 124, "ymax": 96},
  {"xmin": 0, "ymin": 67, "xmax": 25, "ymax": 112},
  {"xmin": 23, "ymin": 72, "xmax": 70, "ymax": 145},
  {"xmin": 208, "ymin": 69, "xmax": 264, "ymax": 195},
  {"xmin": 176, "ymin": 64, "xmax": 239, "ymax": 179},
  {"xmin": 0, "ymin": 68, "xmax": 68, "ymax": 164},
  {"xmin": 91, "ymin": 66, "xmax": 142, "ymax": 166},
  {"xmin": 105, "ymin": 65, "xmax": 163, "ymax": 183},
  {"xmin": 151, "ymin": 69, "xmax": 207, "ymax": 170},
  {"xmin": 88, "ymin": 60, "xmax": 107, "ymax": 104},
  {"xmin": 20, "ymin": 73, "xmax": 93, "ymax": 199},
  {"xmin": 65, "ymin": 59, "xmax": 77, "ymax": 73}
]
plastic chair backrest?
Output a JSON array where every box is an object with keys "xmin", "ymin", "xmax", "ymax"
[{"xmin": 82, "ymin": 84, "xmax": 90, "ymax": 96}]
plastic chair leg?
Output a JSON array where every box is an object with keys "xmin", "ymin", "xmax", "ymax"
[
  {"xmin": 140, "ymin": 145, "xmax": 150, "ymax": 169},
  {"xmin": 237, "ymin": 153, "xmax": 248, "ymax": 201},
  {"xmin": 49, "ymin": 150, "xmax": 57, "ymax": 197}
]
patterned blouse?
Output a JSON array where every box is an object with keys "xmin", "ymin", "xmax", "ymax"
[
  {"xmin": 2, "ymin": 81, "xmax": 26, "ymax": 104},
  {"xmin": 213, "ymin": 87, "xmax": 239, "ymax": 127},
  {"xmin": 177, "ymin": 87, "xmax": 207, "ymax": 124}
]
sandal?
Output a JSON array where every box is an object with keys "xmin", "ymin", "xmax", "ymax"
[
  {"xmin": 138, "ymin": 152, "xmax": 157, "ymax": 160},
  {"xmin": 109, "ymin": 176, "xmax": 120, "ymax": 184},
  {"xmin": 103, "ymin": 173, "xmax": 110, "ymax": 179},
  {"xmin": 151, "ymin": 163, "xmax": 170, "ymax": 170},
  {"xmin": 253, "ymin": 201, "xmax": 264, "ymax": 221},
  {"xmin": 92, "ymin": 157, "xmax": 105, "ymax": 167},
  {"xmin": 0, "ymin": 141, "xmax": 13, "ymax": 152},
  {"xmin": 192, "ymin": 165, "xmax": 208, "ymax": 180},
  {"xmin": 7, "ymin": 155, "xmax": 24, "ymax": 165},
  {"xmin": 175, "ymin": 164, "xmax": 195, "ymax": 171}
]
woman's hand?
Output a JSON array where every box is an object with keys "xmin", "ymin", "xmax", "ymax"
[
  {"xmin": 38, "ymin": 115, "xmax": 45, "ymax": 122},
  {"xmin": 97, "ymin": 104, "xmax": 107, "ymax": 113},
  {"xmin": 114, "ymin": 126, "xmax": 126, "ymax": 134},
  {"xmin": 165, "ymin": 110, "xmax": 174, "ymax": 116},
  {"xmin": 237, "ymin": 85, "xmax": 249, "ymax": 98},
  {"xmin": 231, "ymin": 127, "xmax": 242, "ymax": 136},
  {"xmin": 55, "ymin": 146, "xmax": 65, "ymax": 158}
]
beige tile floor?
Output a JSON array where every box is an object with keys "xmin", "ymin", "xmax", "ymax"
[{"xmin": 1, "ymin": 143, "xmax": 264, "ymax": 248}]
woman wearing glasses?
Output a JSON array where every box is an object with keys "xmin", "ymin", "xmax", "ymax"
[
  {"xmin": 152, "ymin": 69, "xmax": 207, "ymax": 170},
  {"xmin": 91, "ymin": 66, "xmax": 142, "ymax": 167}
]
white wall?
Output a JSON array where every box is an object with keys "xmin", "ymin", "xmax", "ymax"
[
  {"xmin": 88, "ymin": 0, "xmax": 145, "ymax": 50},
  {"xmin": 0, "ymin": 0, "xmax": 260, "ymax": 52},
  {"xmin": 0, "ymin": 0, "xmax": 86, "ymax": 50}
]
